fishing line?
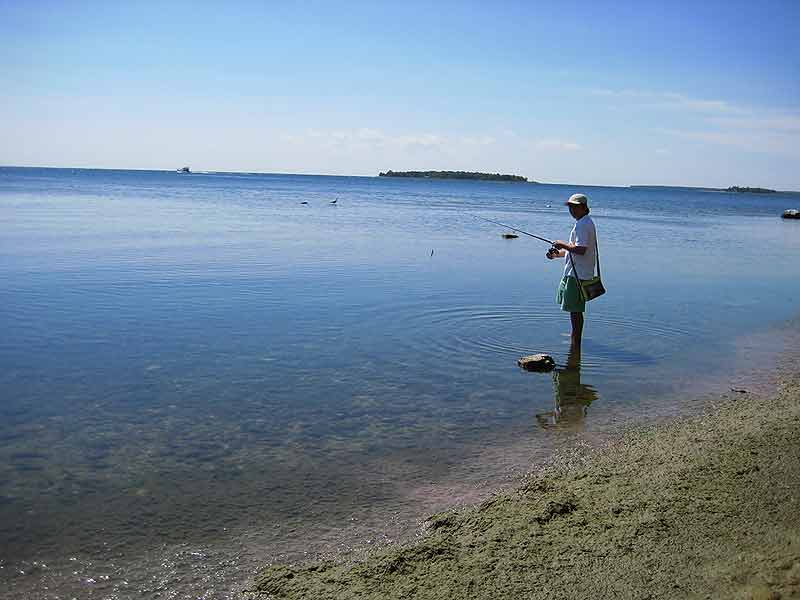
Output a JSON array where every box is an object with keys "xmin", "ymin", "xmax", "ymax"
[{"xmin": 471, "ymin": 214, "xmax": 555, "ymax": 245}]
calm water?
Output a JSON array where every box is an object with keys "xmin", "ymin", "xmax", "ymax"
[{"xmin": 1, "ymin": 167, "xmax": 799, "ymax": 598}]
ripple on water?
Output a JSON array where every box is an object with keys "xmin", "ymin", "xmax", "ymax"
[{"xmin": 372, "ymin": 301, "xmax": 693, "ymax": 375}]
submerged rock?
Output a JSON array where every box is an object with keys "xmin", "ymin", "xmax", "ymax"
[
  {"xmin": 782, "ymin": 209, "xmax": 800, "ymax": 219},
  {"xmin": 518, "ymin": 353, "xmax": 556, "ymax": 372},
  {"xmin": 502, "ymin": 232, "xmax": 519, "ymax": 239}
]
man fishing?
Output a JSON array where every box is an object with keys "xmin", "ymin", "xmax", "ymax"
[{"xmin": 546, "ymin": 193, "xmax": 597, "ymax": 347}]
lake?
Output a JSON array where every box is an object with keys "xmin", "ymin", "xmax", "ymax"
[{"xmin": 1, "ymin": 167, "xmax": 798, "ymax": 599}]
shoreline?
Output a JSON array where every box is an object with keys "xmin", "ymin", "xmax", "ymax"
[{"xmin": 246, "ymin": 360, "xmax": 800, "ymax": 599}]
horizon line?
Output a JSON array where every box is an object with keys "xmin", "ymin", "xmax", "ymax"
[{"xmin": 1, "ymin": 164, "xmax": 796, "ymax": 194}]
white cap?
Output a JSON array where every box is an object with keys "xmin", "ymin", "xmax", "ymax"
[{"xmin": 566, "ymin": 193, "xmax": 589, "ymax": 207}]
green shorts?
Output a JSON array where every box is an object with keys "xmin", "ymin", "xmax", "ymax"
[{"xmin": 557, "ymin": 276, "xmax": 585, "ymax": 313}]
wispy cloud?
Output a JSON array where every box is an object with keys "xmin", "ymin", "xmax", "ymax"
[
  {"xmin": 589, "ymin": 88, "xmax": 745, "ymax": 115},
  {"xmin": 396, "ymin": 133, "xmax": 444, "ymax": 149},
  {"xmin": 535, "ymin": 139, "xmax": 582, "ymax": 152},
  {"xmin": 591, "ymin": 87, "xmax": 800, "ymax": 157},
  {"xmin": 461, "ymin": 135, "xmax": 496, "ymax": 146},
  {"xmin": 662, "ymin": 127, "xmax": 799, "ymax": 157},
  {"xmin": 281, "ymin": 128, "xmax": 583, "ymax": 152},
  {"xmin": 281, "ymin": 128, "xmax": 446, "ymax": 151},
  {"xmin": 708, "ymin": 114, "xmax": 800, "ymax": 134}
]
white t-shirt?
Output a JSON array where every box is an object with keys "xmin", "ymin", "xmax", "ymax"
[{"xmin": 563, "ymin": 215, "xmax": 597, "ymax": 280}]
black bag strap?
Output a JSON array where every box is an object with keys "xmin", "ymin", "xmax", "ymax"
[
  {"xmin": 594, "ymin": 233, "xmax": 601, "ymax": 279},
  {"xmin": 567, "ymin": 252, "xmax": 586, "ymax": 302},
  {"xmin": 567, "ymin": 251, "xmax": 582, "ymax": 284}
]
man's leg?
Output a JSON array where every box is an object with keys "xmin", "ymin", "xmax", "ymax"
[{"xmin": 570, "ymin": 311, "xmax": 584, "ymax": 346}]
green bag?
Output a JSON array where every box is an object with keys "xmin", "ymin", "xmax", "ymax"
[
  {"xmin": 568, "ymin": 236, "xmax": 605, "ymax": 302},
  {"xmin": 580, "ymin": 276, "xmax": 606, "ymax": 301}
]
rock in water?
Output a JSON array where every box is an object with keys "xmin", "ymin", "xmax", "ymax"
[
  {"xmin": 782, "ymin": 209, "xmax": 800, "ymax": 219},
  {"xmin": 518, "ymin": 354, "xmax": 556, "ymax": 372},
  {"xmin": 502, "ymin": 232, "xmax": 519, "ymax": 239}
]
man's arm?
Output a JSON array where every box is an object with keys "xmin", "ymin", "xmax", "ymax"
[{"xmin": 552, "ymin": 240, "xmax": 588, "ymax": 255}]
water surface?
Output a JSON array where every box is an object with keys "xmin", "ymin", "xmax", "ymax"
[{"xmin": 1, "ymin": 167, "xmax": 798, "ymax": 598}]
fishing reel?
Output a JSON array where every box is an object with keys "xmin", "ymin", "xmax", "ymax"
[{"xmin": 546, "ymin": 246, "xmax": 560, "ymax": 259}]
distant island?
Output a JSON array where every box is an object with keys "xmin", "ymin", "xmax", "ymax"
[
  {"xmin": 726, "ymin": 186, "xmax": 776, "ymax": 194},
  {"xmin": 379, "ymin": 170, "xmax": 529, "ymax": 182},
  {"xmin": 630, "ymin": 185, "xmax": 782, "ymax": 194}
]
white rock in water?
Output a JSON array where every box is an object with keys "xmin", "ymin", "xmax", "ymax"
[{"xmin": 518, "ymin": 354, "xmax": 556, "ymax": 372}]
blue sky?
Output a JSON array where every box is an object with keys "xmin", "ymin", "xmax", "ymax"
[{"xmin": 2, "ymin": 0, "xmax": 798, "ymax": 188}]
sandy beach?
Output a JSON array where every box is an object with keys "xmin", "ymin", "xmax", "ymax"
[{"xmin": 247, "ymin": 360, "xmax": 800, "ymax": 600}]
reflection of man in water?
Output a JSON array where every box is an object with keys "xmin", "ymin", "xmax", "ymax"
[{"xmin": 535, "ymin": 346, "xmax": 598, "ymax": 429}]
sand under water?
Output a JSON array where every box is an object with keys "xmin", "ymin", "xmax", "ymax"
[{"xmin": 246, "ymin": 359, "xmax": 800, "ymax": 600}]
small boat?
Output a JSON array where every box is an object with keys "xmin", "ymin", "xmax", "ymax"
[{"xmin": 177, "ymin": 166, "xmax": 191, "ymax": 174}]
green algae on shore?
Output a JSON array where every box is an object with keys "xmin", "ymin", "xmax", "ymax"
[{"xmin": 247, "ymin": 375, "xmax": 800, "ymax": 600}]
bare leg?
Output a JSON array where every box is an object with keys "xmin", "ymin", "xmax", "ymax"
[{"xmin": 570, "ymin": 312, "xmax": 584, "ymax": 347}]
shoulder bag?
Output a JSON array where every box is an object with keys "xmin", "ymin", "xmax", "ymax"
[{"xmin": 568, "ymin": 236, "xmax": 606, "ymax": 301}]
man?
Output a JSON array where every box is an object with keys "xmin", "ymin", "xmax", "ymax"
[{"xmin": 546, "ymin": 193, "xmax": 597, "ymax": 347}]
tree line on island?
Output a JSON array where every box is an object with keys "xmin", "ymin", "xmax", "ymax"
[
  {"xmin": 379, "ymin": 170, "xmax": 529, "ymax": 182},
  {"xmin": 376, "ymin": 174, "xmax": 778, "ymax": 192},
  {"xmin": 726, "ymin": 186, "xmax": 776, "ymax": 194}
]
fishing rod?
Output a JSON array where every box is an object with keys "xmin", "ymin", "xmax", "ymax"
[{"xmin": 471, "ymin": 214, "xmax": 554, "ymax": 245}]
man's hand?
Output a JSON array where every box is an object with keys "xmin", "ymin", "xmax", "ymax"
[
  {"xmin": 552, "ymin": 240, "xmax": 587, "ymax": 255},
  {"xmin": 546, "ymin": 247, "xmax": 561, "ymax": 260},
  {"xmin": 552, "ymin": 240, "xmax": 569, "ymax": 251}
]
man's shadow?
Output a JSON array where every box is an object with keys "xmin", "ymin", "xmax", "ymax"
[{"xmin": 535, "ymin": 345, "xmax": 599, "ymax": 430}]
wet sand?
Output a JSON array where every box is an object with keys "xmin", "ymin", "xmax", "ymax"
[{"xmin": 247, "ymin": 365, "xmax": 800, "ymax": 600}]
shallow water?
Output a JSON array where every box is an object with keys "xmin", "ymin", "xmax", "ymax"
[{"xmin": 1, "ymin": 167, "xmax": 799, "ymax": 598}]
